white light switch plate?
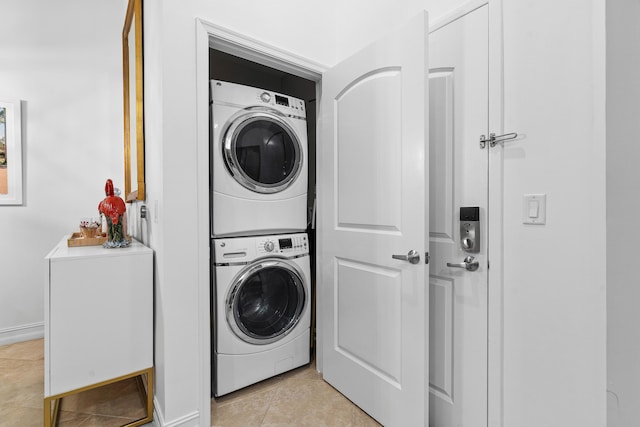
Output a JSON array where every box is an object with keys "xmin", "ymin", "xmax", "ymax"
[{"xmin": 523, "ymin": 194, "xmax": 546, "ymax": 225}]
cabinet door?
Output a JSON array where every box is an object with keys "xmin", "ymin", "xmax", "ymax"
[{"xmin": 48, "ymin": 252, "xmax": 152, "ymax": 395}]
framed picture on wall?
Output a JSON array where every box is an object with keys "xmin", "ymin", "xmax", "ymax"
[{"xmin": 0, "ymin": 99, "xmax": 23, "ymax": 205}]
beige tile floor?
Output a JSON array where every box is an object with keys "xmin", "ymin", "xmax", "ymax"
[
  {"xmin": 212, "ymin": 358, "xmax": 381, "ymax": 427},
  {"xmin": 0, "ymin": 339, "xmax": 381, "ymax": 427},
  {"xmin": 0, "ymin": 338, "xmax": 149, "ymax": 426}
]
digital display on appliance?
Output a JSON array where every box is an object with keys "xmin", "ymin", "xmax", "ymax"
[
  {"xmin": 275, "ymin": 95, "xmax": 289, "ymax": 106},
  {"xmin": 279, "ymin": 238, "xmax": 293, "ymax": 249}
]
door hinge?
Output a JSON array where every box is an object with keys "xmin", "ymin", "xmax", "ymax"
[
  {"xmin": 479, "ymin": 132, "xmax": 518, "ymax": 149},
  {"xmin": 425, "ymin": 252, "xmax": 430, "ymax": 265}
]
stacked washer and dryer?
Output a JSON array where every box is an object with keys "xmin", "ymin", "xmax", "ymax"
[{"xmin": 210, "ymin": 80, "xmax": 311, "ymax": 397}]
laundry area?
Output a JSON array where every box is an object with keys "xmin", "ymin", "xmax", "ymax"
[
  {"xmin": 208, "ymin": 49, "xmax": 318, "ymax": 398},
  {"xmin": 0, "ymin": 0, "xmax": 617, "ymax": 426}
]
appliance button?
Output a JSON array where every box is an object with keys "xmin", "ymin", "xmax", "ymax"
[
  {"xmin": 260, "ymin": 92, "xmax": 271, "ymax": 103},
  {"xmin": 264, "ymin": 241, "xmax": 275, "ymax": 252}
]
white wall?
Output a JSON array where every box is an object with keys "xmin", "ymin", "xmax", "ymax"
[
  {"xmin": 0, "ymin": 0, "xmax": 126, "ymax": 345},
  {"xmin": 501, "ymin": 0, "xmax": 606, "ymax": 426},
  {"xmin": 606, "ymin": 0, "xmax": 640, "ymax": 425},
  {"xmin": 333, "ymin": 0, "xmax": 470, "ymax": 63}
]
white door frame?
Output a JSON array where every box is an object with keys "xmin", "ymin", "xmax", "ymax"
[
  {"xmin": 195, "ymin": 18, "xmax": 325, "ymax": 427},
  {"xmin": 194, "ymin": 1, "xmax": 504, "ymax": 423},
  {"xmin": 486, "ymin": 1, "xmax": 505, "ymax": 425}
]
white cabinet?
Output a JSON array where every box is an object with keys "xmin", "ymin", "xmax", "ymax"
[{"xmin": 43, "ymin": 236, "xmax": 153, "ymax": 426}]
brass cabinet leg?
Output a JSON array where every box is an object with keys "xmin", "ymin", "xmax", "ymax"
[
  {"xmin": 52, "ymin": 399, "xmax": 60, "ymax": 426},
  {"xmin": 44, "ymin": 367, "xmax": 153, "ymax": 427},
  {"xmin": 133, "ymin": 368, "xmax": 154, "ymax": 421},
  {"xmin": 146, "ymin": 367, "xmax": 154, "ymax": 421},
  {"xmin": 43, "ymin": 396, "xmax": 51, "ymax": 427},
  {"xmin": 44, "ymin": 396, "xmax": 60, "ymax": 427},
  {"xmin": 122, "ymin": 367, "xmax": 154, "ymax": 427}
]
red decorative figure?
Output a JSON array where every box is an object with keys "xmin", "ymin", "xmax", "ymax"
[{"xmin": 98, "ymin": 179, "xmax": 129, "ymax": 247}]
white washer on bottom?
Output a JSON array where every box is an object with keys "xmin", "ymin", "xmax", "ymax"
[{"xmin": 212, "ymin": 233, "xmax": 311, "ymax": 397}]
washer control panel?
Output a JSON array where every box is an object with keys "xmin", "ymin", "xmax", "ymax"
[
  {"xmin": 213, "ymin": 233, "xmax": 309, "ymax": 264},
  {"xmin": 263, "ymin": 240, "xmax": 275, "ymax": 252},
  {"xmin": 259, "ymin": 92, "xmax": 271, "ymax": 103},
  {"xmin": 257, "ymin": 233, "xmax": 308, "ymax": 256}
]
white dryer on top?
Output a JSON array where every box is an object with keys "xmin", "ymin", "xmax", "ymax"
[{"xmin": 210, "ymin": 80, "xmax": 308, "ymax": 237}]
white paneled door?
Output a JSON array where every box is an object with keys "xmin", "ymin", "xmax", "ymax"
[
  {"xmin": 428, "ymin": 5, "xmax": 489, "ymax": 427},
  {"xmin": 320, "ymin": 12, "xmax": 430, "ymax": 427}
]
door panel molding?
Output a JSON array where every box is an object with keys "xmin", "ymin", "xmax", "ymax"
[
  {"xmin": 334, "ymin": 67, "xmax": 401, "ymax": 100},
  {"xmin": 429, "ymin": 275, "xmax": 454, "ymax": 403},
  {"xmin": 429, "ymin": 70, "xmax": 455, "ymax": 242},
  {"xmin": 335, "ymin": 257, "xmax": 402, "ymax": 386},
  {"xmin": 335, "ymin": 67, "xmax": 403, "ymax": 232}
]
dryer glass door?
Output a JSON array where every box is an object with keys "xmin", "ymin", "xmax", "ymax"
[
  {"xmin": 223, "ymin": 111, "xmax": 302, "ymax": 194},
  {"xmin": 227, "ymin": 259, "xmax": 306, "ymax": 345}
]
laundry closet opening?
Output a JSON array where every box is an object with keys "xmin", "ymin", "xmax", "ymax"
[{"xmin": 208, "ymin": 48, "xmax": 318, "ymax": 397}]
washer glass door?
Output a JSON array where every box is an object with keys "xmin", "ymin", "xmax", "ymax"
[
  {"xmin": 227, "ymin": 259, "xmax": 306, "ymax": 345},
  {"xmin": 223, "ymin": 110, "xmax": 302, "ymax": 194}
]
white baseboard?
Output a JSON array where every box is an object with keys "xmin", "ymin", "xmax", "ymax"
[
  {"xmin": 153, "ymin": 397, "xmax": 200, "ymax": 427},
  {"xmin": 0, "ymin": 322, "xmax": 44, "ymax": 346}
]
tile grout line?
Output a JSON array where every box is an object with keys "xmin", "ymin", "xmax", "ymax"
[{"xmin": 257, "ymin": 373, "xmax": 284, "ymax": 427}]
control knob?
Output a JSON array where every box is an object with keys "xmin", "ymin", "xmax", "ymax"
[
  {"xmin": 264, "ymin": 241, "xmax": 275, "ymax": 252},
  {"xmin": 260, "ymin": 92, "xmax": 271, "ymax": 103}
]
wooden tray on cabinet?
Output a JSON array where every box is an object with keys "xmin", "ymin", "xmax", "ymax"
[{"xmin": 67, "ymin": 232, "xmax": 107, "ymax": 247}]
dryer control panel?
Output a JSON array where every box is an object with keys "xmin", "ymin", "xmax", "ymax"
[{"xmin": 211, "ymin": 80, "xmax": 306, "ymax": 118}]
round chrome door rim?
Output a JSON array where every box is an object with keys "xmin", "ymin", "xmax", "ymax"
[
  {"xmin": 225, "ymin": 257, "xmax": 306, "ymax": 345},
  {"xmin": 222, "ymin": 108, "xmax": 303, "ymax": 194}
]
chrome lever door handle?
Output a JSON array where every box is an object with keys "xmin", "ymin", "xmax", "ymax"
[
  {"xmin": 446, "ymin": 256, "xmax": 479, "ymax": 271},
  {"xmin": 392, "ymin": 250, "xmax": 420, "ymax": 265}
]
